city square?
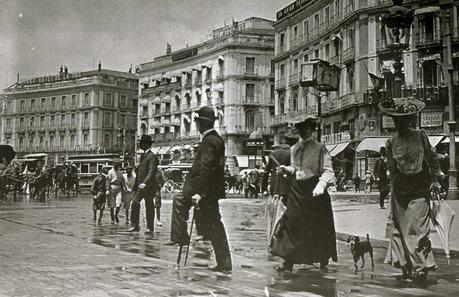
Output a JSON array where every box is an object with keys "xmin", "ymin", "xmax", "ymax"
[{"xmin": 1, "ymin": 0, "xmax": 459, "ymax": 296}]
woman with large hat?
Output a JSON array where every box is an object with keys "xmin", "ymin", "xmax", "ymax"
[
  {"xmin": 273, "ymin": 115, "xmax": 337, "ymax": 271},
  {"xmin": 380, "ymin": 98, "xmax": 444, "ymax": 282}
]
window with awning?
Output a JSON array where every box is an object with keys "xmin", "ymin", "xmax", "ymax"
[{"xmin": 330, "ymin": 142, "xmax": 351, "ymax": 157}]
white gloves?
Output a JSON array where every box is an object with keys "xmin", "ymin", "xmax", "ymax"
[{"xmin": 312, "ymin": 181, "xmax": 327, "ymax": 197}]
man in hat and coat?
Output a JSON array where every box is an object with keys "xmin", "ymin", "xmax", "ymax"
[
  {"xmin": 165, "ymin": 106, "xmax": 232, "ymax": 272},
  {"xmin": 129, "ymin": 135, "xmax": 159, "ymax": 233}
]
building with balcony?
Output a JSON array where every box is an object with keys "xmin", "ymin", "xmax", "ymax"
[
  {"xmin": 136, "ymin": 17, "xmax": 275, "ymax": 169},
  {"xmin": 1, "ymin": 64, "xmax": 138, "ymax": 163},
  {"xmin": 273, "ymin": 0, "xmax": 459, "ymax": 178}
]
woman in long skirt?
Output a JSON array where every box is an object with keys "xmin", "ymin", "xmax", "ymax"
[
  {"xmin": 91, "ymin": 168, "xmax": 108, "ymax": 225},
  {"xmin": 380, "ymin": 98, "xmax": 444, "ymax": 282},
  {"xmin": 273, "ymin": 116, "xmax": 337, "ymax": 271},
  {"xmin": 106, "ymin": 158, "xmax": 125, "ymax": 224}
]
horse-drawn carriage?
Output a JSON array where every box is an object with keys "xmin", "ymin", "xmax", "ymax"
[{"xmin": 159, "ymin": 164, "xmax": 192, "ymax": 193}]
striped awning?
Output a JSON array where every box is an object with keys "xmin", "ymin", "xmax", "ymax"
[{"xmin": 330, "ymin": 142, "xmax": 351, "ymax": 157}]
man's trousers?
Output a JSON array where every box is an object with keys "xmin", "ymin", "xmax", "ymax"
[
  {"xmin": 131, "ymin": 189, "xmax": 155, "ymax": 230},
  {"xmin": 170, "ymin": 192, "xmax": 232, "ymax": 269}
]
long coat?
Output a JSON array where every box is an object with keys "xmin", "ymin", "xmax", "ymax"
[
  {"xmin": 134, "ymin": 150, "xmax": 159, "ymax": 193},
  {"xmin": 183, "ymin": 130, "xmax": 225, "ymax": 201},
  {"xmin": 262, "ymin": 144, "xmax": 291, "ymax": 196}
]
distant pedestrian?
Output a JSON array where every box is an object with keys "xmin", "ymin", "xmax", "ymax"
[
  {"xmin": 123, "ymin": 166, "xmax": 136, "ymax": 225},
  {"xmin": 380, "ymin": 97, "xmax": 444, "ymax": 282},
  {"xmin": 155, "ymin": 169, "xmax": 164, "ymax": 226},
  {"xmin": 251, "ymin": 166, "xmax": 260, "ymax": 198},
  {"xmin": 242, "ymin": 172, "xmax": 249, "ymax": 198},
  {"xmin": 353, "ymin": 174, "xmax": 361, "ymax": 193},
  {"xmin": 106, "ymin": 158, "xmax": 125, "ymax": 224},
  {"xmin": 374, "ymin": 147, "xmax": 389, "ymax": 209},
  {"xmin": 90, "ymin": 167, "xmax": 108, "ymax": 225},
  {"xmin": 364, "ymin": 171, "xmax": 372, "ymax": 193}
]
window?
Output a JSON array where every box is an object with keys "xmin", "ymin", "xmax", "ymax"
[
  {"xmin": 104, "ymin": 112, "xmax": 111, "ymax": 127},
  {"xmin": 83, "ymin": 133, "xmax": 88, "ymax": 147},
  {"xmin": 423, "ymin": 60, "xmax": 439, "ymax": 86},
  {"xmin": 50, "ymin": 115, "xmax": 55, "ymax": 126},
  {"xmin": 325, "ymin": 7, "xmax": 330, "ymax": 27},
  {"xmin": 61, "ymin": 96, "xmax": 66, "ymax": 108},
  {"xmin": 71, "ymin": 94, "xmax": 77, "ymax": 107},
  {"xmin": 51, "ymin": 97, "xmax": 56, "ymax": 108},
  {"xmin": 347, "ymin": 66, "xmax": 355, "ymax": 92},
  {"xmin": 196, "ymin": 92, "xmax": 201, "ymax": 107},
  {"xmin": 314, "ymin": 14, "xmax": 320, "ymax": 34},
  {"xmin": 60, "ymin": 135, "xmax": 65, "ymax": 148},
  {"xmin": 83, "ymin": 112, "xmax": 89, "ymax": 125},
  {"xmin": 293, "ymin": 26, "xmax": 298, "ymax": 43},
  {"xmin": 120, "ymin": 114, "xmax": 126, "ymax": 126},
  {"xmin": 280, "ymin": 33, "xmax": 285, "ymax": 51},
  {"xmin": 348, "ymin": 28, "xmax": 354, "ymax": 49},
  {"xmin": 279, "ymin": 95, "xmax": 285, "ymax": 114},
  {"xmin": 41, "ymin": 98, "xmax": 46, "ymax": 109},
  {"xmin": 335, "ymin": 0, "xmax": 340, "ymax": 19},
  {"xmin": 314, "ymin": 49, "xmax": 320, "ymax": 59},
  {"xmin": 246, "ymin": 57, "xmax": 255, "ymax": 74},
  {"xmin": 271, "ymin": 84, "xmax": 275, "ymax": 102},
  {"xmin": 39, "ymin": 136, "xmax": 44, "ymax": 147},
  {"xmin": 245, "ymin": 110, "xmax": 255, "ymax": 130},
  {"xmin": 303, "ymin": 20, "xmax": 309, "ymax": 41},
  {"xmin": 325, "ymin": 44, "xmax": 330, "ymax": 60},
  {"xmin": 40, "ymin": 116, "xmax": 45, "ymax": 127},
  {"xmin": 246, "ymin": 84, "xmax": 255, "ymax": 102},
  {"xmin": 120, "ymin": 95, "xmax": 126, "ymax": 107},
  {"xmin": 19, "ymin": 117, "xmax": 24, "ymax": 128},
  {"xmin": 20, "ymin": 100, "xmax": 25, "ymax": 111},
  {"xmin": 19, "ymin": 137, "xmax": 24, "ymax": 149},
  {"xmin": 104, "ymin": 93, "xmax": 112, "ymax": 106},
  {"xmin": 292, "ymin": 91, "xmax": 298, "ymax": 112},
  {"xmin": 49, "ymin": 136, "xmax": 54, "ymax": 149},
  {"xmin": 84, "ymin": 93, "xmax": 90, "ymax": 106},
  {"xmin": 70, "ymin": 135, "xmax": 75, "ymax": 147},
  {"xmin": 71, "ymin": 113, "xmax": 76, "ymax": 125},
  {"xmin": 280, "ymin": 64, "xmax": 285, "ymax": 79},
  {"xmin": 293, "ymin": 59, "xmax": 299, "ymax": 74},
  {"xmin": 30, "ymin": 117, "xmax": 34, "ymax": 127},
  {"xmin": 104, "ymin": 134, "xmax": 111, "ymax": 147},
  {"xmin": 31, "ymin": 99, "xmax": 35, "ymax": 110}
]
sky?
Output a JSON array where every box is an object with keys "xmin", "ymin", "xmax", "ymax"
[{"xmin": 0, "ymin": 0, "xmax": 292, "ymax": 87}]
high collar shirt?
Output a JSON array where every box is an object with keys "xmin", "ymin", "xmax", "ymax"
[
  {"xmin": 202, "ymin": 128, "xmax": 216, "ymax": 139},
  {"xmin": 291, "ymin": 136, "xmax": 335, "ymax": 188}
]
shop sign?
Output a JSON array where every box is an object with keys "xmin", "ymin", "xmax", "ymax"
[
  {"xmin": 382, "ymin": 116, "xmax": 394, "ymax": 129},
  {"xmin": 421, "ymin": 112, "xmax": 442, "ymax": 127}
]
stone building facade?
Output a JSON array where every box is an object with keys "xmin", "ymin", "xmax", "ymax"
[
  {"xmin": 136, "ymin": 17, "xmax": 275, "ymax": 169},
  {"xmin": 1, "ymin": 64, "xmax": 138, "ymax": 163}
]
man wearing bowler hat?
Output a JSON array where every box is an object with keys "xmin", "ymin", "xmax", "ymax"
[
  {"xmin": 129, "ymin": 135, "xmax": 159, "ymax": 233},
  {"xmin": 165, "ymin": 106, "xmax": 232, "ymax": 272}
]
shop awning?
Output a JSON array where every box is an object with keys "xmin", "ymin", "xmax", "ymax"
[
  {"xmin": 428, "ymin": 135, "xmax": 444, "ymax": 147},
  {"xmin": 234, "ymin": 155, "xmax": 248, "ymax": 168},
  {"xmin": 356, "ymin": 137, "xmax": 389, "ymax": 153},
  {"xmin": 330, "ymin": 142, "xmax": 352, "ymax": 157},
  {"xmin": 158, "ymin": 146, "xmax": 171, "ymax": 155},
  {"xmin": 415, "ymin": 6, "xmax": 440, "ymax": 15},
  {"xmin": 441, "ymin": 136, "xmax": 459, "ymax": 143},
  {"xmin": 150, "ymin": 146, "xmax": 161, "ymax": 154},
  {"xmin": 325, "ymin": 144, "xmax": 337, "ymax": 153}
]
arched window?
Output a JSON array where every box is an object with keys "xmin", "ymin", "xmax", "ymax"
[
  {"xmin": 196, "ymin": 91, "xmax": 201, "ymax": 107},
  {"xmin": 83, "ymin": 134, "xmax": 88, "ymax": 148},
  {"xmin": 279, "ymin": 95, "xmax": 285, "ymax": 114},
  {"xmin": 141, "ymin": 124, "xmax": 147, "ymax": 135},
  {"xmin": 70, "ymin": 135, "xmax": 75, "ymax": 148},
  {"xmin": 245, "ymin": 110, "xmax": 255, "ymax": 131},
  {"xmin": 49, "ymin": 136, "xmax": 54, "ymax": 149},
  {"xmin": 60, "ymin": 135, "xmax": 65, "ymax": 148},
  {"xmin": 104, "ymin": 134, "xmax": 111, "ymax": 148},
  {"xmin": 175, "ymin": 95, "xmax": 181, "ymax": 111},
  {"xmin": 185, "ymin": 93, "xmax": 191, "ymax": 108},
  {"xmin": 292, "ymin": 91, "xmax": 298, "ymax": 112}
]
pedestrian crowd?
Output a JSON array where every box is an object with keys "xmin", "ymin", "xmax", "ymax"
[{"xmin": 83, "ymin": 100, "xmax": 445, "ymax": 281}]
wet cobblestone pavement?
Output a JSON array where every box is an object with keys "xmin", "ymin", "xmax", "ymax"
[{"xmin": 1, "ymin": 193, "xmax": 459, "ymax": 296}]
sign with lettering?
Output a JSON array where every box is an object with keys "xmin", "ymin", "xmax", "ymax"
[
  {"xmin": 421, "ymin": 112, "xmax": 442, "ymax": 127},
  {"xmin": 276, "ymin": 0, "xmax": 312, "ymax": 21},
  {"xmin": 382, "ymin": 116, "xmax": 395, "ymax": 129},
  {"xmin": 300, "ymin": 60, "xmax": 340, "ymax": 91}
]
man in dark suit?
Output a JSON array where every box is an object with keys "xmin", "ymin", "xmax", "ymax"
[
  {"xmin": 374, "ymin": 146, "xmax": 389, "ymax": 209},
  {"xmin": 165, "ymin": 106, "xmax": 232, "ymax": 272},
  {"xmin": 129, "ymin": 135, "xmax": 159, "ymax": 233}
]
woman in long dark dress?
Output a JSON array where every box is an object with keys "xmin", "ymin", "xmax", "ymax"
[
  {"xmin": 90, "ymin": 167, "xmax": 109, "ymax": 225},
  {"xmin": 273, "ymin": 116, "xmax": 337, "ymax": 271},
  {"xmin": 380, "ymin": 98, "xmax": 444, "ymax": 282}
]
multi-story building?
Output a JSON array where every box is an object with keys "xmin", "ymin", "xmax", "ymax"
[
  {"xmin": 272, "ymin": 0, "xmax": 459, "ymax": 178},
  {"xmin": 136, "ymin": 17, "xmax": 275, "ymax": 170},
  {"xmin": 1, "ymin": 63, "xmax": 138, "ymax": 163}
]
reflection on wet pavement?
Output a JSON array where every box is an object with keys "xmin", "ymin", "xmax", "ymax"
[{"xmin": 1, "ymin": 194, "xmax": 459, "ymax": 296}]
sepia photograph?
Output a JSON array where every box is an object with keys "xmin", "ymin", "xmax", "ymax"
[{"xmin": 1, "ymin": 0, "xmax": 459, "ymax": 296}]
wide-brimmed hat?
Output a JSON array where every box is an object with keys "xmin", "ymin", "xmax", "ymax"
[
  {"xmin": 139, "ymin": 135, "xmax": 153, "ymax": 144},
  {"xmin": 100, "ymin": 167, "xmax": 109, "ymax": 175},
  {"xmin": 194, "ymin": 106, "xmax": 217, "ymax": 122},
  {"xmin": 378, "ymin": 97, "xmax": 425, "ymax": 117}
]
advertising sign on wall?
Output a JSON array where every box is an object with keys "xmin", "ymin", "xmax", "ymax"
[
  {"xmin": 381, "ymin": 116, "xmax": 395, "ymax": 129},
  {"xmin": 420, "ymin": 112, "xmax": 442, "ymax": 128}
]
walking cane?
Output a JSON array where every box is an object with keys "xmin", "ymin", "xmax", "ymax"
[{"xmin": 176, "ymin": 205, "xmax": 196, "ymax": 267}]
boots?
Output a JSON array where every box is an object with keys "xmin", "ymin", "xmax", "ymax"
[
  {"xmin": 125, "ymin": 209, "xmax": 130, "ymax": 225},
  {"xmin": 110, "ymin": 208, "xmax": 115, "ymax": 224},
  {"xmin": 93, "ymin": 210, "xmax": 97, "ymax": 224},
  {"xmin": 115, "ymin": 207, "xmax": 120, "ymax": 224},
  {"xmin": 98, "ymin": 210, "xmax": 104, "ymax": 225}
]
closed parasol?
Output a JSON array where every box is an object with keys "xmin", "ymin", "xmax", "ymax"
[{"xmin": 430, "ymin": 187, "xmax": 456, "ymax": 266}]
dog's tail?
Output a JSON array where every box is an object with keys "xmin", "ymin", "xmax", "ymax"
[{"xmin": 366, "ymin": 234, "xmax": 370, "ymax": 241}]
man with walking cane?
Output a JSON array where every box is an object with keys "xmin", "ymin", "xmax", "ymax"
[{"xmin": 165, "ymin": 106, "xmax": 232, "ymax": 272}]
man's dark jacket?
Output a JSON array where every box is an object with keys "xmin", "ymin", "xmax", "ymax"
[
  {"xmin": 183, "ymin": 130, "xmax": 225, "ymax": 200},
  {"xmin": 134, "ymin": 150, "xmax": 159, "ymax": 192}
]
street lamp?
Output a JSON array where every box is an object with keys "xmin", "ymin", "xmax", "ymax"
[
  {"xmin": 380, "ymin": 0, "xmax": 414, "ymax": 237},
  {"xmin": 247, "ymin": 129, "xmax": 264, "ymax": 169}
]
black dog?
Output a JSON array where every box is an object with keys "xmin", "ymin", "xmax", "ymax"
[{"xmin": 346, "ymin": 234, "xmax": 374, "ymax": 270}]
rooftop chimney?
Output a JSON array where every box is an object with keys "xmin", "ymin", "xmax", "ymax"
[{"xmin": 98, "ymin": 61, "xmax": 102, "ymax": 71}]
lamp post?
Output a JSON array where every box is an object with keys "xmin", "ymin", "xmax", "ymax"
[{"xmin": 380, "ymin": 0, "xmax": 414, "ymax": 237}]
